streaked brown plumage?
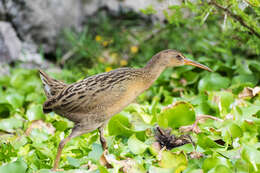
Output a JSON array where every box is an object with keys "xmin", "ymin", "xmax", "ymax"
[{"xmin": 39, "ymin": 49, "xmax": 212, "ymax": 171}]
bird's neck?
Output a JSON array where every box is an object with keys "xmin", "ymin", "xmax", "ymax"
[{"xmin": 142, "ymin": 55, "xmax": 167, "ymax": 86}]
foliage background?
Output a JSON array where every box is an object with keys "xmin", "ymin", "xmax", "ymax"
[{"xmin": 0, "ymin": 0, "xmax": 260, "ymax": 172}]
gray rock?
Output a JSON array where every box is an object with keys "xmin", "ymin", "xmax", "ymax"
[
  {"xmin": 0, "ymin": 1, "xmax": 5, "ymax": 21},
  {"xmin": 0, "ymin": 62, "xmax": 10, "ymax": 76},
  {"xmin": 5, "ymin": 0, "xmax": 82, "ymax": 53},
  {"xmin": 0, "ymin": 21, "xmax": 21, "ymax": 63},
  {"xmin": 2, "ymin": 0, "xmax": 179, "ymax": 55}
]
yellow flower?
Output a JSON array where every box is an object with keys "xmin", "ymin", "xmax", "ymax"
[
  {"xmin": 105, "ymin": 67, "xmax": 113, "ymax": 72},
  {"xmin": 98, "ymin": 57, "xmax": 105, "ymax": 63},
  {"xmin": 111, "ymin": 53, "xmax": 118, "ymax": 59},
  {"xmin": 120, "ymin": 60, "xmax": 128, "ymax": 66},
  {"xmin": 130, "ymin": 46, "xmax": 139, "ymax": 54},
  {"xmin": 95, "ymin": 35, "xmax": 102, "ymax": 42},
  {"xmin": 102, "ymin": 41, "xmax": 109, "ymax": 47},
  {"xmin": 175, "ymin": 165, "xmax": 187, "ymax": 173}
]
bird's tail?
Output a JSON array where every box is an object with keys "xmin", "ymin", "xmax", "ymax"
[{"xmin": 39, "ymin": 69, "xmax": 67, "ymax": 99}]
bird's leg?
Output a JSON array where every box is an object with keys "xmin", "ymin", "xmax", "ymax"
[
  {"xmin": 52, "ymin": 136, "xmax": 72, "ymax": 171},
  {"xmin": 52, "ymin": 125, "xmax": 82, "ymax": 171},
  {"xmin": 98, "ymin": 122, "xmax": 113, "ymax": 168},
  {"xmin": 98, "ymin": 125, "xmax": 107, "ymax": 150}
]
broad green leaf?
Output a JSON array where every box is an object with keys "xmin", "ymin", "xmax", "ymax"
[
  {"xmin": 0, "ymin": 117, "xmax": 23, "ymax": 133},
  {"xmin": 159, "ymin": 150, "xmax": 187, "ymax": 171},
  {"xmin": 149, "ymin": 166, "xmax": 174, "ymax": 173},
  {"xmin": 67, "ymin": 156, "xmax": 80, "ymax": 167},
  {"xmin": 202, "ymin": 157, "xmax": 221, "ymax": 172},
  {"xmin": 0, "ymin": 158, "xmax": 27, "ymax": 173},
  {"xmin": 88, "ymin": 143, "xmax": 103, "ymax": 162},
  {"xmin": 53, "ymin": 120, "xmax": 69, "ymax": 131},
  {"xmin": 208, "ymin": 91, "xmax": 234, "ymax": 115},
  {"xmin": 213, "ymin": 165, "xmax": 232, "ymax": 173},
  {"xmin": 230, "ymin": 123, "xmax": 243, "ymax": 138},
  {"xmin": 158, "ymin": 101, "xmax": 195, "ymax": 129},
  {"xmin": 182, "ymin": 71, "xmax": 199, "ymax": 85},
  {"xmin": 108, "ymin": 113, "xmax": 134, "ymax": 137},
  {"xmin": 232, "ymin": 74, "xmax": 258, "ymax": 86},
  {"xmin": 241, "ymin": 104, "xmax": 260, "ymax": 118},
  {"xmin": 128, "ymin": 134, "xmax": 148, "ymax": 154},
  {"xmin": 6, "ymin": 93, "xmax": 24, "ymax": 109},
  {"xmin": 198, "ymin": 73, "xmax": 230, "ymax": 92},
  {"xmin": 29, "ymin": 129, "xmax": 49, "ymax": 143},
  {"xmin": 197, "ymin": 134, "xmax": 224, "ymax": 149},
  {"xmin": 0, "ymin": 103, "xmax": 13, "ymax": 118},
  {"xmin": 241, "ymin": 145, "xmax": 260, "ymax": 171},
  {"xmin": 26, "ymin": 104, "xmax": 45, "ymax": 121}
]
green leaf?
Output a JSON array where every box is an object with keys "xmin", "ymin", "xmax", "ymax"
[
  {"xmin": 67, "ymin": 156, "xmax": 80, "ymax": 167},
  {"xmin": 198, "ymin": 73, "xmax": 230, "ymax": 92},
  {"xmin": 108, "ymin": 113, "xmax": 134, "ymax": 137},
  {"xmin": 182, "ymin": 71, "xmax": 199, "ymax": 85},
  {"xmin": 202, "ymin": 156, "xmax": 221, "ymax": 172},
  {"xmin": 6, "ymin": 93, "xmax": 24, "ymax": 109},
  {"xmin": 197, "ymin": 134, "xmax": 224, "ymax": 149},
  {"xmin": 208, "ymin": 91, "xmax": 234, "ymax": 115},
  {"xmin": 229, "ymin": 123, "xmax": 243, "ymax": 138},
  {"xmin": 29, "ymin": 129, "xmax": 49, "ymax": 143},
  {"xmin": 241, "ymin": 145, "xmax": 260, "ymax": 171},
  {"xmin": 88, "ymin": 143, "xmax": 103, "ymax": 162},
  {"xmin": 149, "ymin": 166, "xmax": 174, "ymax": 173},
  {"xmin": 53, "ymin": 120, "xmax": 69, "ymax": 131},
  {"xmin": 232, "ymin": 74, "xmax": 258, "ymax": 86},
  {"xmin": 128, "ymin": 134, "xmax": 148, "ymax": 154},
  {"xmin": 0, "ymin": 117, "xmax": 23, "ymax": 133},
  {"xmin": 0, "ymin": 103, "xmax": 13, "ymax": 118},
  {"xmin": 214, "ymin": 165, "xmax": 232, "ymax": 173},
  {"xmin": 157, "ymin": 101, "xmax": 195, "ymax": 129},
  {"xmin": 159, "ymin": 150, "xmax": 187, "ymax": 171},
  {"xmin": 26, "ymin": 104, "xmax": 45, "ymax": 121},
  {"xmin": 0, "ymin": 158, "xmax": 27, "ymax": 173}
]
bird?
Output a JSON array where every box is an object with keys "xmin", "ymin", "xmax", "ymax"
[{"xmin": 39, "ymin": 49, "xmax": 212, "ymax": 171}]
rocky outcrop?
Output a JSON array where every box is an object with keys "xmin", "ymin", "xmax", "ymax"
[
  {"xmin": 0, "ymin": 0, "xmax": 179, "ymax": 60},
  {"xmin": 4, "ymin": 0, "xmax": 83, "ymax": 53},
  {"xmin": 0, "ymin": 21, "xmax": 21, "ymax": 63}
]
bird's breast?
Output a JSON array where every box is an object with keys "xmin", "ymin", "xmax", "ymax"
[{"xmin": 104, "ymin": 80, "xmax": 146, "ymax": 118}]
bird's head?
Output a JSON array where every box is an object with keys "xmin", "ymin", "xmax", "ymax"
[{"xmin": 158, "ymin": 49, "xmax": 212, "ymax": 72}]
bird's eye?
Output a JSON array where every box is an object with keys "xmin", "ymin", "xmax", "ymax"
[{"xmin": 176, "ymin": 55, "xmax": 182, "ymax": 60}]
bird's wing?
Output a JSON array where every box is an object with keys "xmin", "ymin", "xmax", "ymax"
[
  {"xmin": 39, "ymin": 70, "xmax": 67, "ymax": 99},
  {"xmin": 42, "ymin": 68, "xmax": 139, "ymax": 114}
]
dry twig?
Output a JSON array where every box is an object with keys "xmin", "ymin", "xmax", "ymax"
[{"xmin": 210, "ymin": 0, "xmax": 260, "ymax": 39}]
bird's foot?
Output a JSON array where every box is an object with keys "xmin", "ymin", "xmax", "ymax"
[
  {"xmin": 100, "ymin": 136, "xmax": 107, "ymax": 151},
  {"xmin": 51, "ymin": 168, "xmax": 64, "ymax": 172},
  {"xmin": 100, "ymin": 149, "xmax": 113, "ymax": 168},
  {"xmin": 180, "ymin": 115, "xmax": 223, "ymax": 134}
]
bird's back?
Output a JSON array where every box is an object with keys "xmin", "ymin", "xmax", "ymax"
[{"xmin": 42, "ymin": 68, "xmax": 146, "ymax": 122}]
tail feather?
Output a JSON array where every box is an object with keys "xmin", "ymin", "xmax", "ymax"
[{"xmin": 39, "ymin": 69, "xmax": 67, "ymax": 99}]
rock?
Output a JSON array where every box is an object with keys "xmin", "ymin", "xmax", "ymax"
[
  {"xmin": 0, "ymin": 63, "xmax": 10, "ymax": 76},
  {"xmin": 5, "ymin": 0, "xmax": 82, "ymax": 53},
  {"xmin": 0, "ymin": 1, "xmax": 5, "ymax": 20},
  {"xmin": 0, "ymin": 21, "xmax": 21, "ymax": 63},
  {"xmin": 2, "ymin": 0, "xmax": 179, "ymax": 55}
]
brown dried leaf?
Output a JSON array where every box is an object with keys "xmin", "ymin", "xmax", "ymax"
[
  {"xmin": 239, "ymin": 86, "xmax": 260, "ymax": 98},
  {"xmin": 81, "ymin": 161, "xmax": 98, "ymax": 171},
  {"xmin": 25, "ymin": 120, "xmax": 55, "ymax": 136},
  {"xmin": 179, "ymin": 124, "xmax": 201, "ymax": 134},
  {"xmin": 189, "ymin": 151, "xmax": 204, "ymax": 159}
]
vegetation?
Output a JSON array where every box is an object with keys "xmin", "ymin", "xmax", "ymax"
[{"xmin": 0, "ymin": 1, "xmax": 260, "ymax": 172}]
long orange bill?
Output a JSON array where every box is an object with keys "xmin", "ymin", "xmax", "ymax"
[{"xmin": 184, "ymin": 58, "xmax": 213, "ymax": 72}]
